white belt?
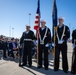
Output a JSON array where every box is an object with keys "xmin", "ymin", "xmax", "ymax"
[{"xmin": 24, "ymin": 39, "xmax": 32, "ymax": 41}]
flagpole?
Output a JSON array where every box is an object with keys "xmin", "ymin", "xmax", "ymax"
[
  {"xmin": 52, "ymin": 0, "xmax": 58, "ymax": 67},
  {"xmin": 36, "ymin": 17, "xmax": 40, "ymax": 67},
  {"xmin": 37, "ymin": 29, "xmax": 39, "ymax": 67},
  {"xmin": 34, "ymin": 0, "xmax": 40, "ymax": 67},
  {"xmin": 53, "ymin": 26, "xmax": 57, "ymax": 66},
  {"xmin": 37, "ymin": 0, "xmax": 40, "ymax": 67}
]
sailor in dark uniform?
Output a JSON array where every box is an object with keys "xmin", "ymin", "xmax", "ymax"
[
  {"xmin": 53, "ymin": 17, "xmax": 70, "ymax": 73},
  {"xmin": 0, "ymin": 36, "xmax": 4, "ymax": 59},
  {"xmin": 20, "ymin": 25, "xmax": 36, "ymax": 67},
  {"xmin": 71, "ymin": 29, "xmax": 76, "ymax": 74},
  {"xmin": 37, "ymin": 20, "xmax": 51, "ymax": 70},
  {"xmin": 0, "ymin": 36, "xmax": 5, "ymax": 58},
  {"xmin": 4, "ymin": 38, "xmax": 9, "ymax": 58}
]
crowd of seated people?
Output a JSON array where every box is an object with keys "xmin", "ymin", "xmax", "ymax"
[{"xmin": 0, "ymin": 35, "xmax": 36, "ymax": 61}]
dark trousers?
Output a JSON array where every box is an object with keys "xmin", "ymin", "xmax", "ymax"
[
  {"xmin": 54, "ymin": 43, "xmax": 68, "ymax": 71},
  {"xmin": 8, "ymin": 49, "xmax": 11, "ymax": 56},
  {"xmin": 23, "ymin": 42, "xmax": 32, "ymax": 66},
  {"xmin": 10, "ymin": 49, "xmax": 15, "ymax": 58},
  {"xmin": 38, "ymin": 44, "xmax": 48, "ymax": 68},
  {"xmin": 3, "ymin": 49, "xmax": 7, "ymax": 57},
  {"xmin": 19, "ymin": 48, "xmax": 23, "ymax": 65},
  {"xmin": 71, "ymin": 48, "xmax": 76, "ymax": 72}
]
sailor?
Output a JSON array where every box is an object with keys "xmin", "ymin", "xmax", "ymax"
[
  {"xmin": 71, "ymin": 29, "xmax": 76, "ymax": 74},
  {"xmin": 37, "ymin": 20, "xmax": 51, "ymax": 70},
  {"xmin": 53, "ymin": 17, "xmax": 70, "ymax": 73},
  {"xmin": 20, "ymin": 24, "xmax": 36, "ymax": 67}
]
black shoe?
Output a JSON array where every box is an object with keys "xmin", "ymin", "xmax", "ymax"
[
  {"xmin": 45, "ymin": 68, "xmax": 48, "ymax": 70},
  {"xmin": 45, "ymin": 66, "xmax": 48, "ymax": 70},
  {"xmin": 37, "ymin": 66, "xmax": 42, "ymax": 69},
  {"xmin": 21, "ymin": 64, "xmax": 26, "ymax": 66},
  {"xmin": 71, "ymin": 71, "xmax": 76, "ymax": 74},
  {"xmin": 4, "ymin": 56, "xmax": 7, "ymax": 58},
  {"xmin": 29, "ymin": 65, "xmax": 32, "ymax": 68},
  {"xmin": 19, "ymin": 64, "xmax": 22, "ymax": 67},
  {"xmin": 63, "ymin": 70, "xmax": 68, "ymax": 73},
  {"xmin": 54, "ymin": 68, "xmax": 58, "ymax": 71}
]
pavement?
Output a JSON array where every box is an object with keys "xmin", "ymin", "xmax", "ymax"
[{"xmin": 0, "ymin": 43, "xmax": 74, "ymax": 75}]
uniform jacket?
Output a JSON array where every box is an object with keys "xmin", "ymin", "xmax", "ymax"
[
  {"xmin": 20, "ymin": 30, "xmax": 36, "ymax": 44},
  {"xmin": 72, "ymin": 29, "xmax": 76, "ymax": 45},
  {"xmin": 39, "ymin": 26, "xmax": 51, "ymax": 45},
  {"xmin": 0, "ymin": 40, "xmax": 5, "ymax": 50},
  {"xmin": 52, "ymin": 25, "xmax": 70, "ymax": 44}
]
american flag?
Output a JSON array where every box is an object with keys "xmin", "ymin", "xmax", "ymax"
[{"xmin": 34, "ymin": 0, "xmax": 40, "ymax": 31}]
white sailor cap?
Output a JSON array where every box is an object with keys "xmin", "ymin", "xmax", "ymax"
[
  {"xmin": 26, "ymin": 24, "xmax": 30, "ymax": 27},
  {"xmin": 58, "ymin": 17, "xmax": 65, "ymax": 20},
  {"xmin": 40, "ymin": 20, "xmax": 46, "ymax": 23}
]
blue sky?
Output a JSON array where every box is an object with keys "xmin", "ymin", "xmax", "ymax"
[{"xmin": 0, "ymin": 0, "xmax": 76, "ymax": 38}]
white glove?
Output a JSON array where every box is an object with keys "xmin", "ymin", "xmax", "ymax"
[
  {"xmin": 45, "ymin": 44, "xmax": 49, "ymax": 47},
  {"xmin": 52, "ymin": 43, "xmax": 55, "ymax": 47},
  {"xmin": 36, "ymin": 40, "xmax": 38, "ymax": 44},
  {"xmin": 72, "ymin": 44, "xmax": 74, "ymax": 49}
]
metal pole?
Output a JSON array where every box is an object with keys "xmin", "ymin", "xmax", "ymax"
[
  {"xmin": 28, "ymin": 13, "xmax": 31, "ymax": 25},
  {"xmin": 12, "ymin": 28, "xmax": 14, "ymax": 37},
  {"xmin": 9, "ymin": 26, "xmax": 11, "ymax": 37}
]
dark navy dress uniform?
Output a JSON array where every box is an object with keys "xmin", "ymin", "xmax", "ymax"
[
  {"xmin": 4, "ymin": 41, "xmax": 9, "ymax": 58},
  {"xmin": 38, "ymin": 26, "xmax": 51, "ymax": 70},
  {"xmin": 0, "ymin": 40, "xmax": 5, "ymax": 58},
  {"xmin": 20, "ymin": 30, "xmax": 36, "ymax": 67},
  {"xmin": 0, "ymin": 40, "xmax": 4, "ymax": 50},
  {"xmin": 71, "ymin": 29, "xmax": 76, "ymax": 74},
  {"xmin": 0, "ymin": 40, "xmax": 4, "ymax": 58},
  {"xmin": 53, "ymin": 25, "xmax": 70, "ymax": 72}
]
